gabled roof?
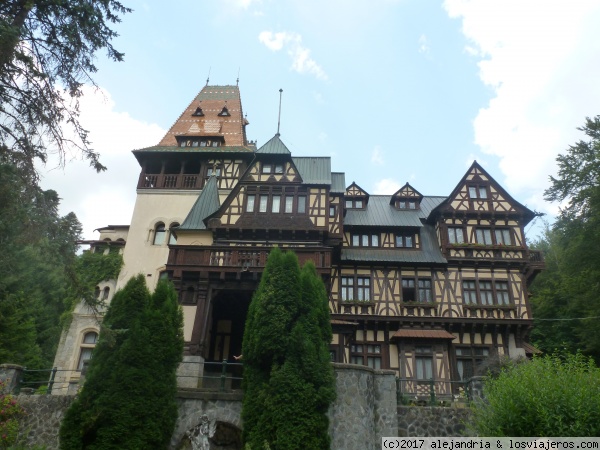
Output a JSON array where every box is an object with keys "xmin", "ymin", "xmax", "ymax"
[
  {"xmin": 345, "ymin": 182, "xmax": 369, "ymax": 197},
  {"xmin": 158, "ymin": 85, "xmax": 247, "ymax": 147},
  {"xmin": 256, "ymin": 134, "xmax": 291, "ymax": 154},
  {"xmin": 178, "ymin": 176, "xmax": 221, "ymax": 231},
  {"xmin": 390, "ymin": 182, "xmax": 423, "ymax": 205},
  {"xmin": 427, "ymin": 161, "xmax": 536, "ymax": 223},
  {"xmin": 344, "ymin": 195, "xmax": 445, "ymax": 227}
]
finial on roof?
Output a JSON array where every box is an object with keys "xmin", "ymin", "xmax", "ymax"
[
  {"xmin": 206, "ymin": 67, "xmax": 211, "ymax": 86},
  {"xmin": 276, "ymin": 88, "xmax": 283, "ymax": 137},
  {"xmin": 237, "ymin": 67, "xmax": 240, "ymax": 86}
]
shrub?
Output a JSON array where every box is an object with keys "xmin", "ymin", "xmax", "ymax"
[{"xmin": 470, "ymin": 353, "xmax": 600, "ymax": 436}]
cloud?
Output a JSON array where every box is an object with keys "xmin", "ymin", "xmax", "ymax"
[
  {"xmin": 258, "ymin": 31, "xmax": 328, "ymax": 80},
  {"xmin": 374, "ymin": 178, "xmax": 401, "ymax": 195},
  {"xmin": 444, "ymin": 0, "xmax": 600, "ymax": 214},
  {"xmin": 418, "ymin": 34, "xmax": 430, "ymax": 54},
  {"xmin": 371, "ymin": 145, "xmax": 384, "ymax": 165},
  {"xmin": 38, "ymin": 86, "xmax": 165, "ymax": 240}
]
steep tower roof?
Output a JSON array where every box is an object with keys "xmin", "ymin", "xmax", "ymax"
[{"xmin": 158, "ymin": 85, "xmax": 248, "ymax": 147}]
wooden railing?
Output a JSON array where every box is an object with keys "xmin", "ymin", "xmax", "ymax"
[
  {"xmin": 138, "ymin": 173, "xmax": 201, "ymax": 190},
  {"xmin": 167, "ymin": 246, "xmax": 332, "ymax": 273}
]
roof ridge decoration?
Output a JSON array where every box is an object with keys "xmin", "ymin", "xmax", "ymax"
[{"xmin": 178, "ymin": 176, "xmax": 221, "ymax": 231}]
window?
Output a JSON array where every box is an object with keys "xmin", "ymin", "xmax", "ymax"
[
  {"xmin": 275, "ymin": 164, "xmax": 284, "ymax": 174},
  {"xmin": 169, "ymin": 222, "xmax": 179, "ymax": 245},
  {"xmin": 352, "ymin": 234, "xmax": 379, "ymax": 247},
  {"xmin": 345, "ymin": 198, "xmax": 364, "ymax": 209},
  {"xmin": 261, "ymin": 163, "xmax": 284, "ymax": 174},
  {"xmin": 259, "ymin": 195, "xmax": 268, "ymax": 212},
  {"xmin": 455, "ymin": 347, "xmax": 490, "ymax": 380},
  {"xmin": 396, "ymin": 199, "xmax": 417, "ymax": 209},
  {"xmin": 102, "ymin": 287, "xmax": 110, "ymax": 300},
  {"xmin": 262, "ymin": 164, "xmax": 271, "ymax": 174},
  {"xmin": 207, "ymin": 166, "xmax": 222, "ymax": 177},
  {"xmin": 284, "ymin": 196, "xmax": 293, "ymax": 213},
  {"xmin": 415, "ymin": 346, "xmax": 433, "ymax": 380},
  {"xmin": 448, "ymin": 227, "xmax": 465, "ymax": 244},
  {"xmin": 246, "ymin": 195, "xmax": 255, "ymax": 212},
  {"xmin": 340, "ymin": 276, "xmax": 371, "ymax": 302},
  {"xmin": 462, "ymin": 280, "xmax": 512, "ymax": 306},
  {"xmin": 494, "ymin": 229, "xmax": 512, "ymax": 245},
  {"xmin": 329, "ymin": 205, "xmax": 336, "ymax": 217},
  {"xmin": 153, "ymin": 223, "xmax": 166, "ymax": 245},
  {"xmin": 271, "ymin": 195, "xmax": 281, "ymax": 213},
  {"xmin": 77, "ymin": 332, "xmax": 98, "ymax": 371},
  {"xmin": 468, "ymin": 185, "xmax": 488, "ymax": 199},
  {"xmin": 395, "ymin": 233, "xmax": 415, "ymax": 248},
  {"xmin": 402, "ymin": 278, "xmax": 433, "ymax": 303},
  {"xmin": 475, "ymin": 228, "xmax": 493, "ymax": 245},
  {"xmin": 298, "ymin": 195, "xmax": 306, "ymax": 214},
  {"xmin": 351, "ymin": 343, "xmax": 382, "ymax": 369}
]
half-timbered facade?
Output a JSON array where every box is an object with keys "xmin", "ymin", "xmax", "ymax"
[{"xmin": 53, "ymin": 84, "xmax": 543, "ymax": 397}]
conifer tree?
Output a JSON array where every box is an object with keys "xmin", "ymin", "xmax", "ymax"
[
  {"xmin": 241, "ymin": 250, "xmax": 335, "ymax": 449},
  {"xmin": 59, "ymin": 276, "xmax": 183, "ymax": 449}
]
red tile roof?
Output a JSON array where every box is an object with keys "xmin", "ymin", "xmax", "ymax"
[{"xmin": 158, "ymin": 85, "xmax": 247, "ymax": 147}]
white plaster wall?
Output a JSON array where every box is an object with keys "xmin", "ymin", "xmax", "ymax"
[
  {"xmin": 116, "ymin": 190, "xmax": 200, "ymax": 291},
  {"xmin": 507, "ymin": 334, "xmax": 526, "ymax": 358}
]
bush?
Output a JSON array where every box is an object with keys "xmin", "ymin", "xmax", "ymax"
[
  {"xmin": 0, "ymin": 380, "xmax": 24, "ymax": 449},
  {"xmin": 470, "ymin": 353, "xmax": 600, "ymax": 436}
]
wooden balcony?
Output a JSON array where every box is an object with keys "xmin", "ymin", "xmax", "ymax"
[
  {"xmin": 138, "ymin": 173, "xmax": 202, "ymax": 190},
  {"xmin": 167, "ymin": 245, "xmax": 332, "ymax": 276}
]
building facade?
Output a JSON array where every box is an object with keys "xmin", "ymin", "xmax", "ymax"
[{"xmin": 52, "ymin": 85, "xmax": 543, "ymax": 397}]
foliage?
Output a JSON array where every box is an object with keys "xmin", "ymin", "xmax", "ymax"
[
  {"xmin": 0, "ymin": 0, "xmax": 131, "ymax": 179},
  {"xmin": 530, "ymin": 116, "xmax": 600, "ymax": 362},
  {"xmin": 469, "ymin": 353, "xmax": 600, "ymax": 436},
  {"xmin": 0, "ymin": 161, "xmax": 83, "ymax": 370},
  {"xmin": 59, "ymin": 275, "xmax": 183, "ymax": 450},
  {"xmin": 0, "ymin": 380, "xmax": 25, "ymax": 449},
  {"xmin": 242, "ymin": 249, "xmax": 335, "ymax": 450}
]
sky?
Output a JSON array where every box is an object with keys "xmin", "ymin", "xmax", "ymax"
[{"xmin": 37, "ymin": 0, "xmax": 600, "ymax": 242}]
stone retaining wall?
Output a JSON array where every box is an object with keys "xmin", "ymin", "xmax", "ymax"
[{"xmin": 398, "ymin": 406, "xmax": 472, "ymax": 437}]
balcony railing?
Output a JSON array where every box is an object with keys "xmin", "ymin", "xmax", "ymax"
[
  {"xmin": 167, "ymin": 246, "xmax": 331, "ymax": 273},
  {"xmin": 139, "ymin": 173, "xmax": 201, "ymax": 190}
]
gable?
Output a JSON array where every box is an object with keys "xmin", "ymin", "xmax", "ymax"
[{"xmin": 345, "ymin": 182, "xmax": 369, "ymax": 197}]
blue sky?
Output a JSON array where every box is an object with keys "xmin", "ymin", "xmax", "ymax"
[{"xmin": 38, "ymin": 0, "xmax": 600, "ymax": 241}]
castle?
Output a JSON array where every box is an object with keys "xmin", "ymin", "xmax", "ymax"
[{"xmin": 52, "ymin": 84, "xmax": 543, "ymax": 397}]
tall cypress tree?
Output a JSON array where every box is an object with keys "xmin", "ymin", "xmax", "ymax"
[
  {"xmin": 241, "ymin": 250, "xmax": 335, "ymax": 449},
  {"xmin": 59, "ymin": 276, "xmax": 183, "ymax": 449}
]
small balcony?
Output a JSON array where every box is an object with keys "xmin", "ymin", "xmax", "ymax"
[{"xmin": 138, "ymin": 173, "xmax": 201, "ymax": 190}]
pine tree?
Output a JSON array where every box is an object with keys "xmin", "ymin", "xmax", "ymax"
[
  {"xmin": 241, "ymin": 250, "xmax": 335, "ymax": 449},
  {"xmin": 59, "ymin": 275, "xmax": 183, "ymax": 449}
]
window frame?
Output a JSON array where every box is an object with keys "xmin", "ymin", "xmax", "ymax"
[
  {"xmin": 395, "ymin": 232, "xmax": 415, "ymax": 248},
  {"xmin": 340, "ymin": 275, "xmax": 372, "ymax": 303},
  {"xmin": 462, "ymin": 280, "xmax": 513, "ymax": 306},
  {"xmin": 447, "ymin": 226, "xmax": 465, "ymax": 245},
  {"xmin": 351, "ymin": 233, "xmax": 379, "ymax": 247},
  {"xmin": 345, "ymin": 198, "xmax": 365, "ymax": 209},
  {"xmin": 468, "ymin": 185, "xmax": 489, "ymax": 200},
  {"xmin": 402, "ymin": 277, "xmax": 434, "ymax": 303},
  {"xmin": 475, "ymin": 227, "xmax": 514, "ymax": 246},
  {"xmin": 153, "ymin": 223, "xmax": 166, "ymax": 245},
  {"xmin": 350, "ymin": 343, "xmax": 382, "ymax": 369},
  {"xmin": 415, "ymin": 346, "xmax": 434, "ymax": 380},
  {"xmin": 77, "ymin": 331, "xmax": 98, "ymax": 371},
  {"xmin": 455, "ymin": 346, "xmax": 490, "ymax": 381}
]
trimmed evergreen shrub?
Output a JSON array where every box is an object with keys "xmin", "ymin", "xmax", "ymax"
[
  {"xmin": 59, "ymin": 275, "xmax": 183, "ymax": 449},
  {"xmin": 242, "ymin": 249, "xmax": 335, "ymax": 449}
]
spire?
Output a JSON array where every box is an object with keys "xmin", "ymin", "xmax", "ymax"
[{"xmin": 276, "ymin": 88, "xmax": 283, "ymax": 137}]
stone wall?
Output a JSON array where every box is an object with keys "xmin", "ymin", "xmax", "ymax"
[
  {"xmin": 397, "ymin": 406, "xmax": 472, "ymax": 437},
  {"xmin": 5, "ymin": 364, "xmax": 473, "ymax": 449}
]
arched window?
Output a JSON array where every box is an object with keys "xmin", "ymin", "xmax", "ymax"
[
  {"xmin": 153, "ymin": 222, "xmax": 166, "ymax": 245},
  {"xmin": 169, "ymin": 222, "xmax": 180, "ymax": 245},
  {"xmin": 94, "ymin": 286, "xmax": 100, "ymax": 299},
  {"xmin": 102, "ymin": 287, "xmax": 110, "ymax": 300},
  {"xmin": 77, "ymin": 332, "xmax": 98, "ymax": 371}
]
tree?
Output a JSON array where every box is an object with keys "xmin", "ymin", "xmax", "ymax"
[
  {"xmin": 59, "ymin": 275, "xmax": 183, "ymax": 449},
  {"xmin": 241, "ymin": 249, "xmax": 335, "ymax": 450},
  {"xmin": 530, "ymin": 116, "xmax": 600, "ymax": 362},
  {"xmin": 469, "ymin": 353, "xmax": 600, "ymax": 436},
  {"xmin": 0, "ymin": 0, "xmax": 131, "ymax": 178}
]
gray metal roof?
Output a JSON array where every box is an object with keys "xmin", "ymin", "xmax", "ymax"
[
  {"xmin": 256, "ymin": 135, "xmax": 291, "ymax": 154},
  {"xmin": 292, "ymin": 157, "xmax": 332, "ymax": 185},
  {"xmin": 178, "ymin": 176, "xmax": 220, "ymax": 231},
  {"xmin": 341, "ymin": 225, "xmax": 447, "ymax": 264},
  {"xmin": 331, "ymin": 172, "xmax": 346, "ymax": 193},
  {"xmin": 133, "ymin": 145, "xmax": 255, "ymax": 154},
  {"xmin": 344, "ymin": 195, "xmax": 446, "ymax": 227}
]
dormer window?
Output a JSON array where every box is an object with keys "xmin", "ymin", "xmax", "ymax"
[
  {"xmin": 345, "ymin": 198, "xmax": 365, "ymax": 209},
  {"xmin": 262, "ymin": 163, "xmax": 284, "ymax": 174},
  {"xmin": 396, "ymin": 199, "xmax": 418, "ymax": 210},
  {"xmin": 218, "ymin": 106, "xmax": 230, "ymax": 117},
  {"xmin": 192, "ymin": 107, "xmax": 204, "ymax": 117}
]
